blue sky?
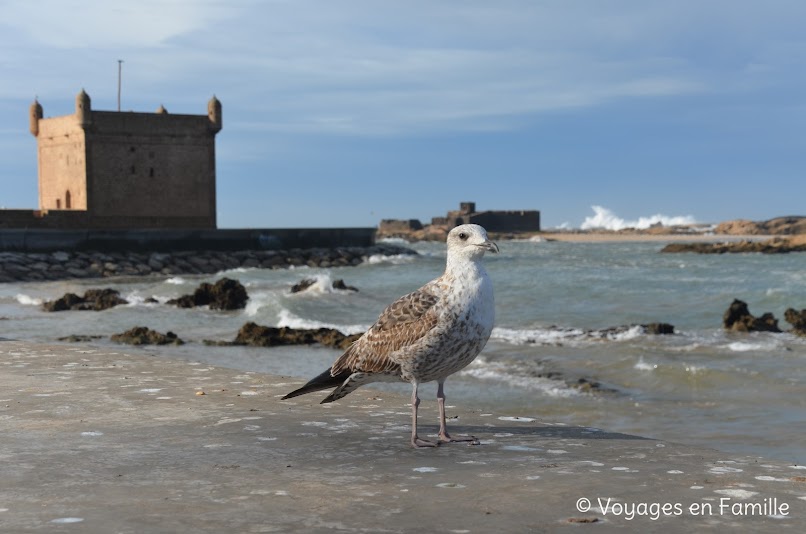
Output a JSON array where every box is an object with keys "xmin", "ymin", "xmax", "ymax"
[{"xmin": 1, "ymin": 1, "xmax": 804, "ymax": 229}]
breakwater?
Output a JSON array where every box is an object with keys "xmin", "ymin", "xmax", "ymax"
[
  {"xmin": 0, "ymin": 227, "xmax": 376, "ymax": 252},
  {"xmin": 0, "ymin": 242, "xmax": 415, "ymax": 283}
]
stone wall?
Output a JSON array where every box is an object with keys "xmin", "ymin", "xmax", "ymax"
[
  {"xmin": 27, "ymin": 91, "xmax": 220, "ymax": 230},
  {"xmin": 0, "ymin": 227, "xmax": 377, "ymax": 253}
]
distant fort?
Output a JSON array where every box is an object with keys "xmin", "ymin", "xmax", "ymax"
[
  {"xmin": 379, "ymin": 202, "xmax": 540, "ymax": 238},
  {"xmin": 1, "ymin": 89, "xmax": 221, "ymax": 230}
]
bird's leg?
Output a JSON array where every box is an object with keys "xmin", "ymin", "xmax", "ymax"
[
  {"xmin": 411, "ymin": 381, "xmax": 438, "ymax": 448},
  {"xmin": 437, "ymin": 381, "xmax": 479, "ymax": 445}
]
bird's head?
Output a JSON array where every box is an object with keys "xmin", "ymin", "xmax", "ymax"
[{"xmin": 446, "ymin": 224, "xmax": 499, "ymax": 261}]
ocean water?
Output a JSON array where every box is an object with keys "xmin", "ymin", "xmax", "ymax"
[{"xmin": 2, "ymin": 239, "xmax": 805, "ymax": 463}]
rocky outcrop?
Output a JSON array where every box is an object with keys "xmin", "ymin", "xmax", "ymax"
[
  {"xmin": 110, "ymin": 326, "xmax": 184, "ymax": 345},
  {"xmin": 595, "ymin": 323, "xmax": 675, "ymax": 337},
  {"xmin": 57, "ymin": 334, "xmax": 104, "ymax": 342},
  {"xmin": 715, "ymin": 216, "xmax": 806, "ymax": 236},
  {"xmin": 205, "ymin": 322, "xmax": 362, "ymax": 350},
  {"xmin": 0, "ymin": 243, "xmax": 417, "ymax": 284},
  {"xmin": 661, "ymin": 236, "xmax": 806, "ymax": 254},
  {"xmin": 784, "ymin": 308, "xmax": 806, "ymax": 337},
  {"xmin": 723, "ymin": 300, "xmax": 782, "ymax": 333},
  {"xmin": 42, "ymin": 288, "xmax": 128, "ymax": 312},
  {"xmin": 291, "ymin": 278, "xmax": 359, "ymax": 293},
  {"xmin": 168, "ymin": 278, "xmax": 248, "ymax": 310}
]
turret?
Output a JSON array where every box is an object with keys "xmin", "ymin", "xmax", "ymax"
[
  {"xmin": 207, "ymin": 95, "xmax": 222, "ymax": 133},
  {"xmin": 76, "ymin": 89, "xmax": 91, "ymax": 128},
  {"xmin": 29, "ymin": 99, "xmax": 43, "ymax": 136}
]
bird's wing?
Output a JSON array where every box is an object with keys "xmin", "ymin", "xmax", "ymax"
[{"xmin": 331, "ymin": 283, "xmax": 441, "ymax": 375}]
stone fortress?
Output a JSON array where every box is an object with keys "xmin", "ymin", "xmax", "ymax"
[
  {"xmin": 1, "ymin": 89, "xmax": 221, "ymax": 229},
  {"xmin": 378, "ymin": 202, "xmax": 541, "ymax": 239}
]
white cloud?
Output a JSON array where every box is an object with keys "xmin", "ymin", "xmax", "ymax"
[
  {"xmin": 2, "ymin": 1, "xmax": 806, "ymax": 135},
  {"xmin": 2, "ymin": 0, "xmax": 237, "ymax": 48}
]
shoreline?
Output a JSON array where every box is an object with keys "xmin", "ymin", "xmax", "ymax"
[
  {"xmin": 2, "ymin": 339, "xmax": 805, "ymax": 531},
  {"xmin": 531, "ymin": 232, "xmax": 778, "ymax": 243}
]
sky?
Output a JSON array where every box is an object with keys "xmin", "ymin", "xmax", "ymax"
[{"xmin": 1, "ymin": 0, "xmax": 804, "ymax": 230}]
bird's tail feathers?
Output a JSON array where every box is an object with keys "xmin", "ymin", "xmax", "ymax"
[
  {"xmin": 281, "ymin": 368, "xmax": 349, "ymax": 400},
  {"xmin": 320, "ymin": 376, "xmax": 365, "ymax": 403}
]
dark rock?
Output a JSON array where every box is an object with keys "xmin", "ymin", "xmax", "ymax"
[
  {"xmin": 723, "ymin": 299, "xmax": 782, "ymax": 333},
  {"xmin": 168, "ymin": 277, "xmax": 248, "ymax": 310},
  {"xmin": 110, "ymin": 326, "xmax": 184, "ymax": 345},
  {"xmin": 57, "ymin": 334, "xmax": 104, "ymax": 342},
  {"xmin": 43, "ymin": 288, "xmax": 128, "ymax": 312},
  {"xmin": 290, "ymin": 278, "xmax": 316, "ymax": 293},
  {"xmin": 784, "ymin": 308, "xmax": 806, "ymax": 337},
  {"xmin": 661, "ymin": 237, "xmax": 806, "ymax": 254},
  {"xmin": 43, "ymin": 292, "xmax": 83, "ymax": 312},
  {"xmin": 82, "ymin": 289, "xmax": 129, "ymax": 310},
  {"xmin": 207, "ymin": 321, "xmax": 362, "ymax": 350},
  {"xmin": 587, "ymin": 323, "xmax": 676, "ymax": 339},
  {"xmin": 573, "ymin": 377, "xmax": 617, "ymax": 394},
  {"xmin": 332, "ymin": 279, "xmax": 359, "ymax": 292},
  {"xmin": 644, "ymin": 322, "xmax": 675, "ymax": 335}
]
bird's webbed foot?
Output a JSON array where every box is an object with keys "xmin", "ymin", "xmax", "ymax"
[{"xmin": 411, "ymin": 436, "xmax": 440, "ymax": 448}]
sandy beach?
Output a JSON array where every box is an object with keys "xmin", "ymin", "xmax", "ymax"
[{"xmin": 2, "ymin": 339, "xmax": 805, "ymax": 532}]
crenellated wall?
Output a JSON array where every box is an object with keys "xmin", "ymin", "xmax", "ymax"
[{"xmin": 22, "ymin": 90, "xmax": 221, "ymax": 230}]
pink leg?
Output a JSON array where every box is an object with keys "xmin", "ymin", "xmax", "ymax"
[
  {"xmin": 437, "ymin": 381, "xmax": 479, "ymax": 445},
  {"xmin": 411, "ymin": 382, "xmax": 438, "ymax": 448}
]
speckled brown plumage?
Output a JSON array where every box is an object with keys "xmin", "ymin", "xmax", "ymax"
[{"xmin": 282, "ymin": 224, "xmax": 498, "ymax": 447}]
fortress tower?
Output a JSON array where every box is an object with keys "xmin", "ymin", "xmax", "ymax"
[{"xmin": 28, "ymin": 89, "xmax": 222, "ymax": 229}]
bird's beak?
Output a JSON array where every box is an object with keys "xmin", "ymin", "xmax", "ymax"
[{"xmin": 482, "ymin": 240, "xmax": 499, "ymax": 254}]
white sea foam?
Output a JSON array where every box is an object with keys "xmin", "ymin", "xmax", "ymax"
[
  {"xmin": 244, "ymin": 291, "xmax": 279, "ymax": 317},
  {"xmin": 634, "ymin": 357, "xmax": 658, "ymax": 371},
  {"xmin": 491, "ymin": 326, "xmax": 585, "ymax": 345},
  {"xmin": 276, "ymin": 308, "xmax": 368, "ymax": 335},
  {"xmin": 604, "ymin": 325, "xmax": 645, "ymax": 341},
  {"xmin": 492, "ymin": 324, "xmax": 647, "ymax": 346},
  {"xmin": 580, "ymin": 206, "xmax": 697, "ymax": 231},
  {"xmin": 15, "ymin": 294, "xmax": 42, "ymax": 306},
  {"xmin": 121, "ymin": 290, "xmax": 166, "ymax": 306},
  {"xmin": 365, "ymin": 253, "xmax": 416, "ymax": 265},
  {"xmin": 378, "ymin": 237, "xmax": 410, "ymax": 245},
  {"xmin": 726, "ymin": 340, "xmax": 780, "ymax": 353},
  {"xmin": 460, "ymin": 358, "xmax": 579, "ymax": 397},
  {"xmin": 165, "ymin": 277, "xmax": 188, "ymax": 285},
  {"xmin": 288, "ymin": 273, "xmax": 338, "ymax": 295}
]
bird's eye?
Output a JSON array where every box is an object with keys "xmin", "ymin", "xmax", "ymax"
[{"xmin": 458, "ymin": 232, "xmax": 467, "ymax": 240}]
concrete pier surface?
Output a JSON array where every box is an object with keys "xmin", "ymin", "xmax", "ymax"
[{"xmin": 1, "ymin": 340, "xmax": 805, "ymax": 533}]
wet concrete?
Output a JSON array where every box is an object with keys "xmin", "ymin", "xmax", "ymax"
[{"xmin": 1, "ymin": 340, "xmax": 805, "ymax": 532}]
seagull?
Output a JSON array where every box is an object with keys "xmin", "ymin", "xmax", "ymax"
[{"xmin": 282, "ymin": 224, "xmax": 498, "ymax": 448}]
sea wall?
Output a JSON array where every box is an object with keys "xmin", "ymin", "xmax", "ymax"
[
  {"xmin": 0, "ymin": 242, "xmax": 415, "ymax": 283},
  {"xmin": 0, "ymin": 227, "xmax": 376, "ymax": 253}
]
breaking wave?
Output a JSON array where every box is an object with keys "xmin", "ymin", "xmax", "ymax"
[
  {"xmin": 460, "ymin": 357, "xmax": 579, "ymax": 397},
  {"xmin": 276, "ymin": 308, "xmax": 368, "ymax": 335},
  {"xmin": 491, "ymin": 324, "xmax": 648, "ymax": 346},
  {"xmin": 580, "ymin": 206, "xmax": 697, "ymax": 231},
  {"xmin": 15, "ymin": 294, "xmax": 42, "ymax": 306}
]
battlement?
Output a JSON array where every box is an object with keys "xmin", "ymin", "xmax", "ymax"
[{"xmin": 19, "ymin": 89, "xmax": 222, "ymax": 229}]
